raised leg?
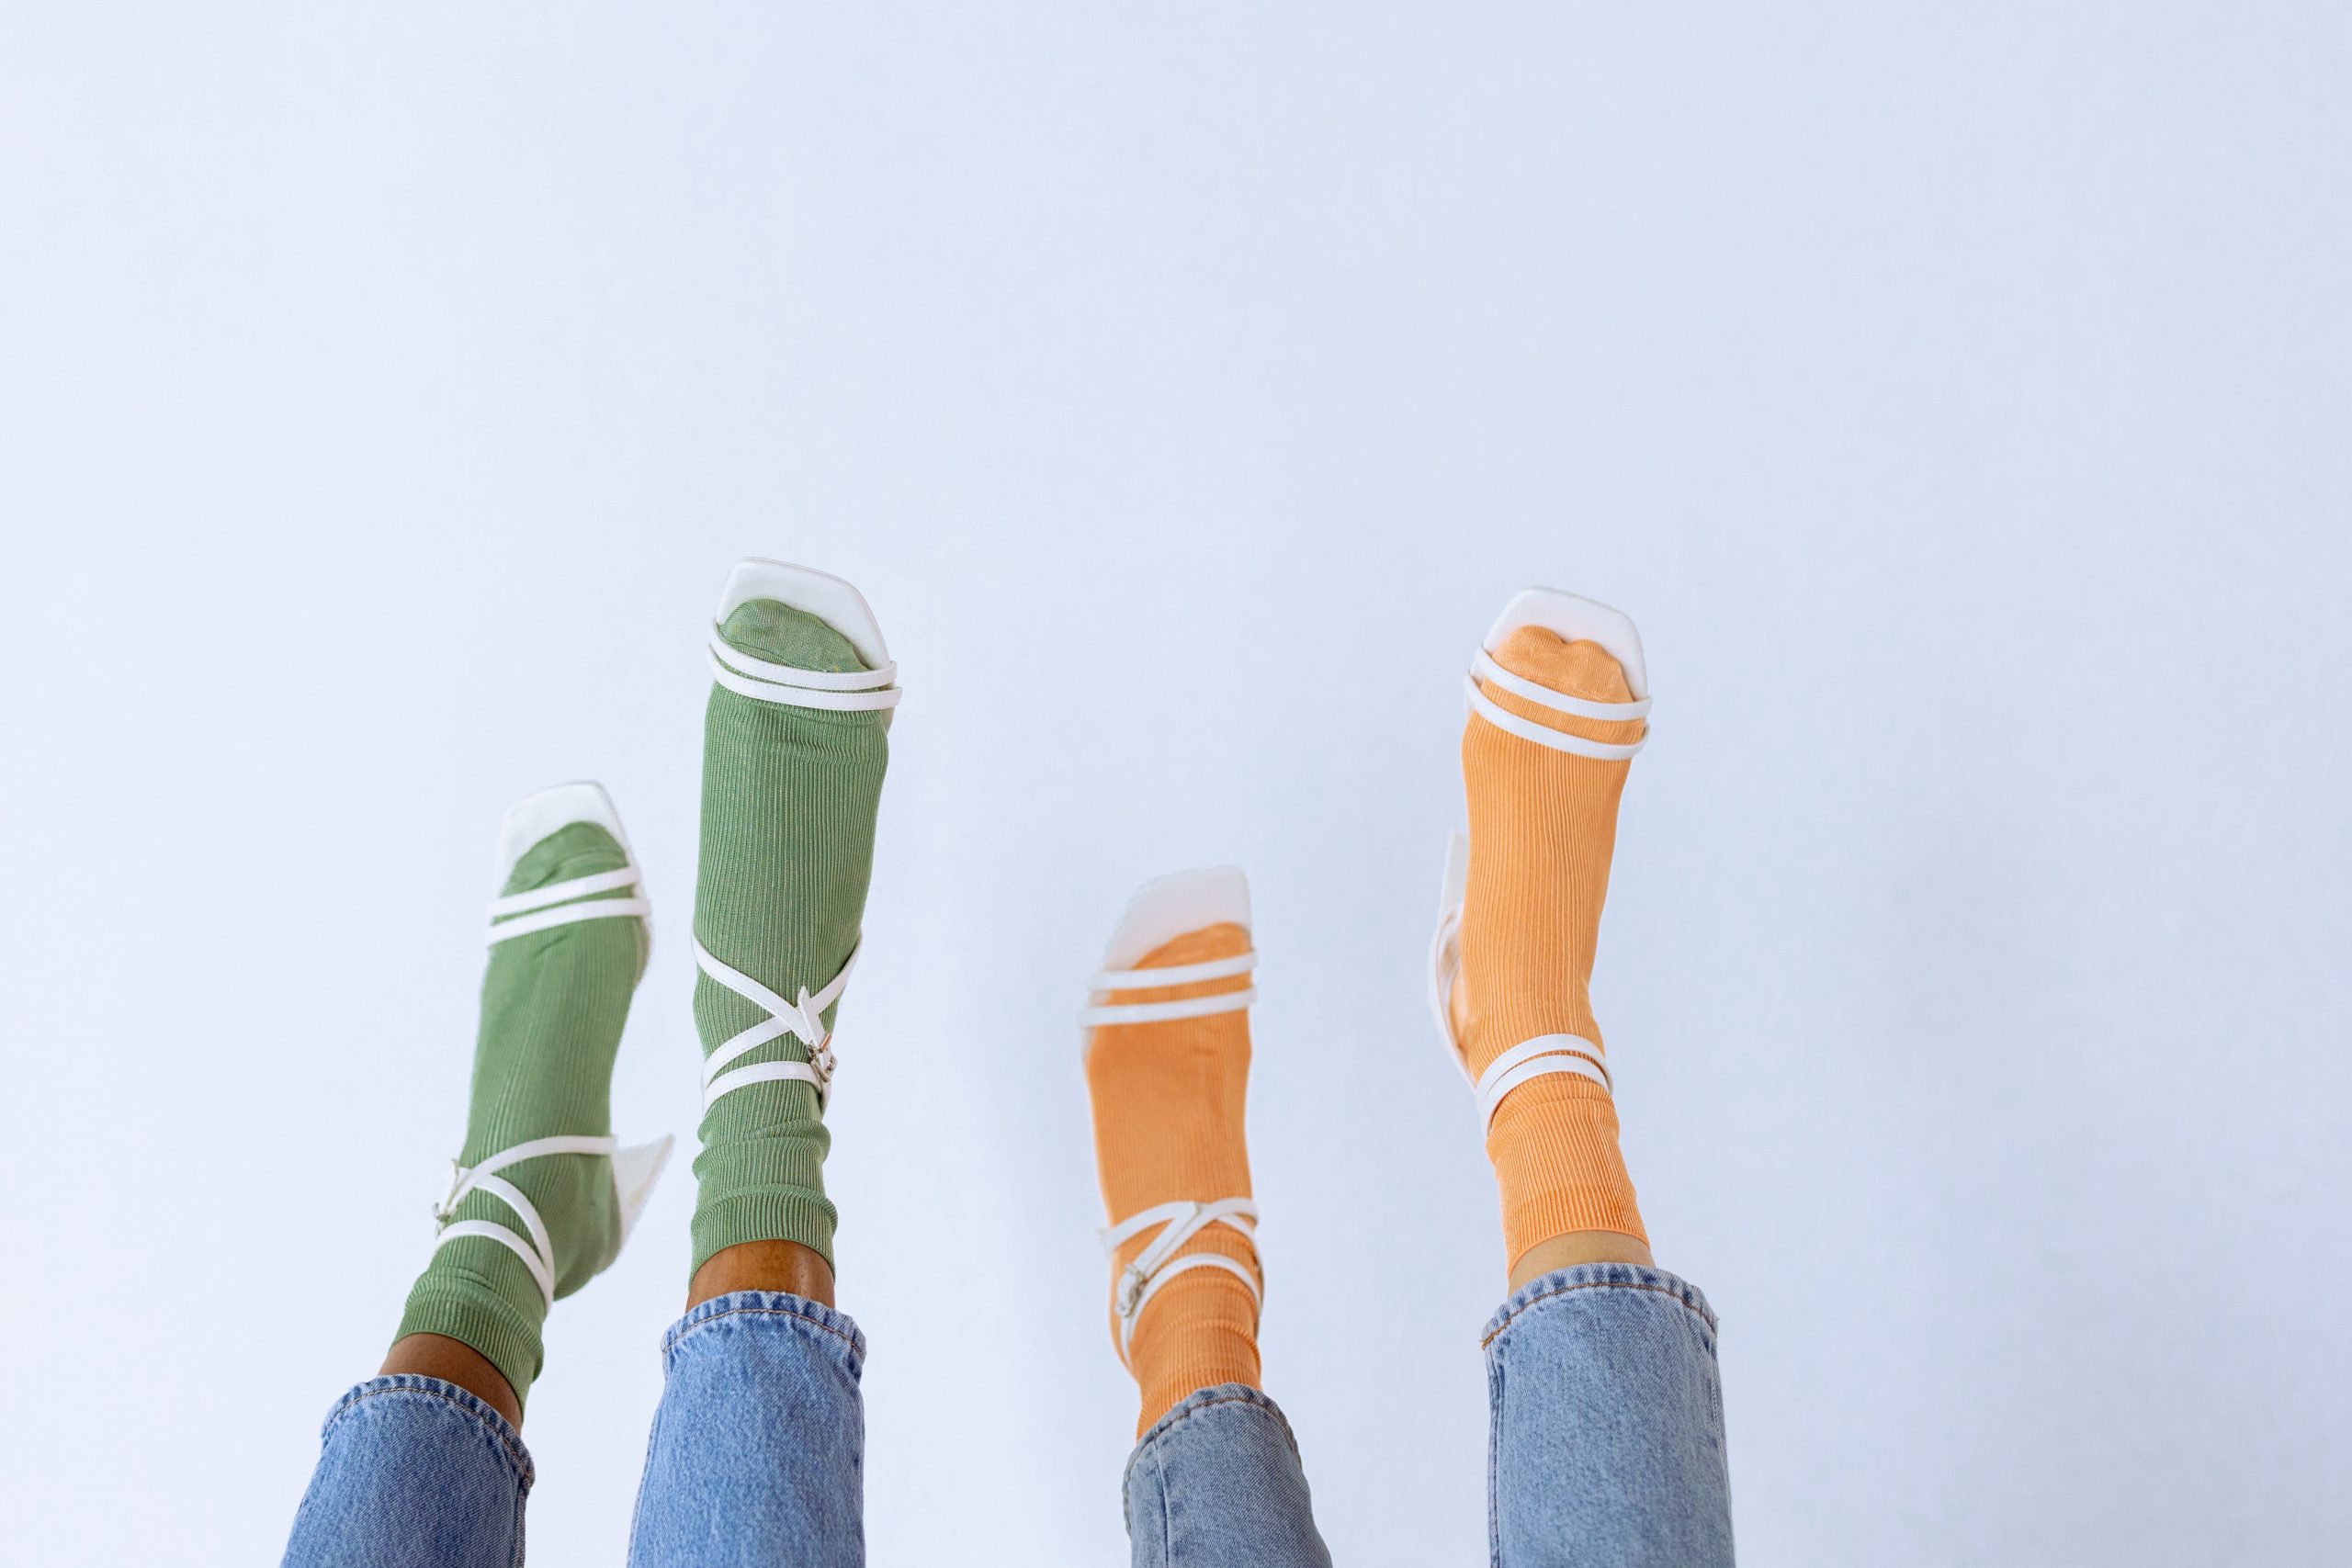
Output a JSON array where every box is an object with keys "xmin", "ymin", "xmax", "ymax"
[
  {"xmin": 285, "ymin": 783, "xmax": 666, "ymax": 1563},
  {"xmin": 625, "ymin": 560, "xmax": 899, "ymax": 1568},
  {"xmin": 282, "ymin": 1380, "xmax": 532, "ymax": 1568},
  {"xmin": 1082, "ymin": 869, "xmax": 1331, "ymax": 1568},
  {"xmin": 1123, "ymin": 1387, "xmax": 1328, "ymax": 1568},
  {"xmin": 1438, "ymin": 591, "xmax": 1736, "ymax": 1567},
  {"xmin": 625, "ymin": 1293, "xmax": 867, "ymax": 1568},
  {"xmin": 1484, "ymin": 1265, "xmax": 1733, "ymax": 1568}
]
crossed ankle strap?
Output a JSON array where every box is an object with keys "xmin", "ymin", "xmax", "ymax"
[
  {"xmin": 1100, "ymin": 1198, "xmax": 1261, "ymax": 1366},
  {"xmin": 486, "ymin": 864, "xmax": 650, "ymax": 945},
  {"xmin": 707, "ymin": 632, "xmax": 903, "ymax": 712},
  {"xmin": 431, "ymin": 1134, "xmax": 618, "ymax": 1312},
  {"xmin": 1078, "ymin": 950, "xmax": 1258, "ymax": 1029},
  {"xmin": 695, "ymin": 939, "xmax": 860, "ymax": 1112}
]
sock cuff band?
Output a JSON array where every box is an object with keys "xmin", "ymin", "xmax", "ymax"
[
  {"xmin": 394, "ymin": 1275, "xmax": 543, "ymax": 1413},
  {"xmin": 690, "ymin": 1189, "xmax": 839, "ymax": 1276}
]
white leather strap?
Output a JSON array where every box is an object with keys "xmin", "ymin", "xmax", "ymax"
[
  {"xmin": 1463, "ymin": 675, "xmax": 1646, "ymax": 761},
  {"xmin": 452, "ymin": 1133, "xmax": 620, "ymax": 1185},
  {"xmin": 711, "ymin": 635, "xmax": 899, "ymax": 693},
  {"xmin": 1101, "ymin": 1197, "xmax": 1261, "ymax": 1364},
  {"xmin": 433, "ymin": 1218, "xmax": 554, "ymax": 1306},
  {"xmin": 1080, "ymin": 949, "xmax": 1258, "ymax": 1029},
  {"xmin": 707, "ymin": 641, "xmax": 903, "ymax": 712},
  {"xmin": 1079, "ymin": 988, "xmax": 1258, "ymax": 1029},
  {"xmin": 488, "ymin": 867, "xmax": 643, "ymax": 919},
  {"xmin": 487, "ymin": 864, "xmax": 648, "ymax": 946},
  {"xmin": 488, "ymin": 897, "xmax": 650, "ymax": 945},
  {"xmin": 1474, "ymin": 1034, "xmax": 1610, "ymax": 1127},
  {"xmin": 702, "ymin": 1058, "xmax": 829, "ymax": 1105},
  {"xmin": 430, "ymin": 1134, "xmax": 620, "ymax": 1312},
  {"xmin": 695, "ymin": 937, "xmax": 860, "ymax": 1111},
  {"xmin": 1469, "ymin": 649, "xmax": 1653, "ymax": 722},
  {"xmin": 1088, "ymin": 952, "xmax": 1257, "ymax": 990}
]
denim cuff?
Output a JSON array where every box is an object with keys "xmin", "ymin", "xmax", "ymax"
[
  {"xmin": 663, "ymin": 1289, "xmax": 868, "ymax": 1374},
  {"xmin": 1482, "ymin": 1261, "xmax": 1718, "ymax": 1351},
  {"xmin": 1123, "ymin": 1383, "xmax": 1300, "ymax": 1496},
  {"xmin": 322, "ymin": 1374, "xmax": 534, "ymax": 1491}
]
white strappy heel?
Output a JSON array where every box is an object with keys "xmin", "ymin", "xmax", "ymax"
[
  {"xmin": 431, "ymin": 783, "xmax": 674, "ymax": 1307},
  {"xmin": 1430, "ymin": 590, "xmax": 1651, "ymax": 1128},
  {"xmin": 695, "ymin": 560, "xmax": 899, "ymax": 1114},
  {"xmin": 486, "ymin": 781, "xmax": 654, "ymax": 949},
  {"xmin": 704, "ymin": 558, "xmax": 902, "ymax": 716},
  {"xmin": 1083, "ymin": 868, "xmax": 1264, "ymax": 1367}
]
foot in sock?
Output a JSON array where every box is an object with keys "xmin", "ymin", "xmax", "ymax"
[
  {"xmin": 1083, "ymin": 869, "xmax": 1266, "ymax": 1435},
  {"xmin": 390, "ymin": 785, "xmax": 668, "ymax": 1418},
  {"xmin": 687, "ymin": 561, "xmax": 899, "ymax": 1305},
  {"xmin": 1442, "ymin": 596, "xmax": 1656, "ymax": 1287}
]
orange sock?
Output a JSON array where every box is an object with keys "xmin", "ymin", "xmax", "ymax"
[
  {"xmin": 1453, "ymin": 623, "xmax": 1649, "ymax": 1273},
  {"xmin": 1083, "ymin": 883, "xmax": 1263, "ymax": 1436}
]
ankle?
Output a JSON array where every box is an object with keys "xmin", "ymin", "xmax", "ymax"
[
  {"xmin": 380, "ymin": 1333, "xmax": 523, "ymax": 1427},
  {"xmin": 687, "ymin": 1239, "xmax": 837, "ymax": 1310},
  {"xmin": 1507, "ymin": 1229, "xmax": 1656, "ymax": 1292},
  {"xmin": 1130, "ymin": 1274, "xmax": 1262, "ymax": 1435}
]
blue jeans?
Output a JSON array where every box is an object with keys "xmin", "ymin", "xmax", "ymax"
[{"xmin": 282, "ymin": 1266, "xmax": 1733, "ymax": 1567}]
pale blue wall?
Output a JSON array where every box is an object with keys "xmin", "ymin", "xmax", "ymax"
[{"xmin": 3, "ymin": 6, "xmax": 2346, "ymax": 1563}]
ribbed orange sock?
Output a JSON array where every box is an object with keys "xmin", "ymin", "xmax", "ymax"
[
  {"xmin": 1084, "ymin": 922, "xmax": 1263, "ymax": 1435},
  {"xmin": 1455, "ymin": 626, "xmax": 1649, "ymax": 1272}
]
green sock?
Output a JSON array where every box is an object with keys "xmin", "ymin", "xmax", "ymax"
[
  {"xmin": 690, "ymin": 598, "xmax": 889, "ymax": 1274},
  {"xmin": 393, "ymin": 820, "xmax": 649, "ymax": 1408}
]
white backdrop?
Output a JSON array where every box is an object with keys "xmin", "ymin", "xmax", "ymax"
[{"xmin": 4, "ymin": 6, "xmax": 2347, "ymax": 1565}]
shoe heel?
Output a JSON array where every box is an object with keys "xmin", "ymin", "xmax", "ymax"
[{"xmin": 612, "ymin": 1135, "xmax": 675, "ymax": 1246}]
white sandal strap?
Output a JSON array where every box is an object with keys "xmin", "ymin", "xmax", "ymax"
[
  {"xmin": 432, "ymin": 1220, "xmax": 555, "ymax": 1310},
  {"xmin": 694, "ymin": 938, "xmax": 859, "ymax": 1111},
  {"xmin": 1469, "ymin": 649, "xmax": 1653, "ymax": 722},
  {"xmin": 1474, "ymin": 1034, "xmax": 1610, "ymax": 1127},
  {"xmin": 1464, "ymin": 676, "xmax": 1646, "ymax": 761},
  {"xmin": 1080, "ymin": 949, "xmax": 1258, "ymax": 1029},
  {"xmin": 702, "ymin": 1058, "xmax": 831, "ymax": 1110},
  {"xmin": 707, "ymin": 644, "xmax": 903, "ymax": 712},
  {"xmin": 487, "ymin": 866, "xmax": 644, "ymax": 919},
  {"xmin": 486, "ymin": 857, "xmax": 648, "ymax": 945},
  {"xmin": 1101, "ymin": 1196, "xmax": 1257, "ymax": 1254},
  {"xmin": 430, "ymin": 1134, "xmax": 621, "ymax": 1313},
  {"xmin": 1122, "ymin": 1254, "xmax": 1261, "ymax": 1357},
  {"xmin": 458, "ymin": 1133, "xmax": 620, "ymax": 1184},
  {"xmin": 1087, "ymin": 952, "xmax": 1257, "ymax": 990},
  {"xmin": 488, "ymin": 896, "xmax": 650, "ymax": 945},
  {"xmin": 710, "ymin": 634, "xmax": 899, "ymax": 693},
  {"xmin": 1079, "ymin": 988, "xmax": 1257, "ymax": 1029},
  {"xmin": 1102, "ymin": 1197, "xmax": 1261, "ymax": 1364}
]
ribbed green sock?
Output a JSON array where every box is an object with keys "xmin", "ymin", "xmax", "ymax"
[
  {"xmin": 393, "ymin": 821, "xmax": 648, "ymax": 1408},
  {"xmin": 689, "ymin": 598, "xmax": 888, "ymax": 1275}
]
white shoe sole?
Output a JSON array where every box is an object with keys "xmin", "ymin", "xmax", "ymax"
[{"xmin": 717, "ymin": 558, "xmax": 893, "ymax": 671}]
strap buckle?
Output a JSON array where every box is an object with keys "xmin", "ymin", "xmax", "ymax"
[
  {"xmin": 431, "ymin": 1158, "xmax": 468, "ymax": 1227},
  {"xmin": 695, "ymin": 939, "xmax": 859, "ymax": 1112}
]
